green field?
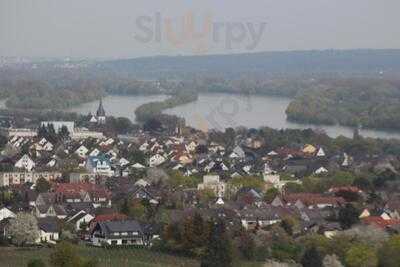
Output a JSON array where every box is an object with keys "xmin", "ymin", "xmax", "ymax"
[
  {"xmin": 0, "ymin": 246, "xmax": 263, "ymax": 267},
  {"xmin": 0, "ymin": 246, "xmax": 198, "ymax": 267}
]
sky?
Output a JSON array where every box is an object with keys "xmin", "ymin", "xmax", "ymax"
[{"xmin": 1, "ymin": 0, "xmax": 399, "ymax": 59}]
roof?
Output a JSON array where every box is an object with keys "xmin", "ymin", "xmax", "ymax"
[
  {"xmin": 362, "ymin": 216, "xmax": 400, "ymax": 229},
  {"xmin": 97, "ymin": 220, "xmax": 142, "ymax": 236},
  {"xmin": 93, "ymin": 213, "xmax": 128, "ymax": 223},
  {"xmin": 37, "ymin": 217, "xmax": 59, "ymax": 233},
  {"xmin": 284, "ymin": 193, "xmax": 345, "ymax": 207}
]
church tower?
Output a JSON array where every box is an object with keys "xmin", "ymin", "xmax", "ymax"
[{"xmin": 96, "ymin": 98, "xmax": 106, "ymax": 124}]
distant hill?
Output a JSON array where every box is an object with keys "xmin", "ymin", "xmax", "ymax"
[{"xmin": 97, "ymin": 49, "xmax": 400, "ymax": 78}]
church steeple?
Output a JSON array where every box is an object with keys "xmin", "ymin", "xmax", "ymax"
[
  {"xmin": 96, "ymin": 98, "xmax": 106, "ymax": 124},
  {"xmin": 96, "ymin": 98, "xmax": 106, "ymax": 117}
]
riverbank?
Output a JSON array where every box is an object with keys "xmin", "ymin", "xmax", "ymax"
[{"xmin": 135, "ymin": 92, "xmax": 198, "ymax": 122}]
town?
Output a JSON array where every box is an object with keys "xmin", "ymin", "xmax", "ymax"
[{"xmin": 1, "ymin": 98, "xmax": 400, "ymax": 267}]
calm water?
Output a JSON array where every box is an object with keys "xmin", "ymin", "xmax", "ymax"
[
  {"xmin": 68, "ymin": 94, "xmax": 400, "ymax": 139},
  {"xmin": 67, "ymin": 95, "xmax": 167, "ymax": 121}
]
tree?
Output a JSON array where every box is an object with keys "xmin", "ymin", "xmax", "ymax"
[
  {"xmin": 59, "ymin": 125, "xmax": 70, "ymax": 140},
  {"xmin": 201, "ymin": 220, "xmax": 233, "ymax": 267},
  {"xmin": 378, "ymin": 235, "xmax": 400, "ymax": 267},
  {"xmin": 35, "ymin": 177, "xmax": 51, "ymax": 193},
  {"xmin": 238, "ymin": 232, "xmax": 255, "ymax": 260},
  {"xmin": 50, "ymin": 241, "xmax": 82, "ymax": 267},
  {"xmin": 120, "ymin": 198, "xmax": 130, "ymax": 216},
  {"xmin": 264, "ymin": 188, "xmax": 279, "ymax": 203},
  {"xmin": 27, "ymin": 259, "xmax": 46, "ymax": 267},
  {"xmin": 338, "ymin": 204, "xmax": 359, "ymax": 229},
  {"xmin": 301, "ymin": 246, "xmax": 323, "ymax": 267},
  {"xmin": 345, "ymin": 244, "xmax": 378, "ymax": 267},
  {"xmin": 8, "ymin": 213, "xmax": 39, "ymax": 246}
]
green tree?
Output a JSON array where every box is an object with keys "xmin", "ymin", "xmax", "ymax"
[
  {"xmin": 338, "ymin": 204, "xmax": 359, "ymax": 229},
  {"xmin": 378, "ymin": 235, "xmax": 400, "ymax": 267},
  {"xmin": 345, "ymin": 244, "xmax": 378, "ymax": 267},
  {"xmin": 201, "ymin": 220, "xmax": 233, "ymax": 267},
  {"xmin": 301, "ymin": 246, "xmax": 323, "ymax": 267},
  {"xmin": 35, "ymin": 177, "xmax": 51, "ymax": 193},
  {"xmin": 264, "ymin": 188, "xmax": 279, "ymax": 203},
  {"xmin": 50, "ymin": 241, "xmax": 82, "ymax": 267}
]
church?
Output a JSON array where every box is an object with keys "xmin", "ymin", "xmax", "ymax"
[{"xmin": 90, "ymin": 98, "xmax": 107, "ymax": 124}]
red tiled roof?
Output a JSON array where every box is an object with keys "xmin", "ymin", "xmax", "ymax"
[
  {"xmin": 329, "ymin": 186, "xmax": 363, "ymax": 194},
  {"xmin": 93, "ymin": 213, "xmax": 128, "ymax": 223},
  {"xmin": 284, "ymin": 193, "xmax": 345, "ymax": 206},
  {"xmin": 54, "ymin": 183, "xmax": 111, "ymax": 199},
  {"xmin": 362, "ymin": 216, "xmax": 400, "ymax": 229}
]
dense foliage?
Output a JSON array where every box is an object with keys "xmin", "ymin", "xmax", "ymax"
[{"xmin": 286, "ymin": 78, "xmax": 400, "ymax": 130}]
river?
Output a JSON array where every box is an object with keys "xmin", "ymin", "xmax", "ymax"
[{"xmin": 68, "ymin": 93, "xmax": 400, "ymax": 139}]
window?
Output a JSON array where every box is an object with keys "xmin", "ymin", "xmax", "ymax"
[
  {"xmin": 122, "ymin": 240, "xmax": 127, "ymax": 245},
  {"xmin": 111, "ymin": 240, "xmax": 117, "ymax": 245}
]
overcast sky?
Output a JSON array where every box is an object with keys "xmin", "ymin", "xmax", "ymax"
[{"xmin": 1, "ymin": 0, "xmax": 399, "ymax": 59}]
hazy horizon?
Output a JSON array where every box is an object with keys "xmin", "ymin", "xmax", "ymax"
[{"xmin": 1, "ymin": 0, "xmax": 400, "ymax": 59}]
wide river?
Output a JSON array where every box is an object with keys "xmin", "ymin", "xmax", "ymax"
[{"xmin": 67, "ymin": 94, "xmax": 400, "ymax": 139}]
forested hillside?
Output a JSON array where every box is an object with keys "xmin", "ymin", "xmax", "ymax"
[
  {"xmin": 286, "ymin": 79, "xmax": 400, "ymax": 130},
  {"xmin": 98, "ymin": 49, "xmax": 400, "ymax": 78}
]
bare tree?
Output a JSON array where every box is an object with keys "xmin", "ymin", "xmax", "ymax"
[{"xmin": 8, "ymin": 213, "xmax": 39, "ymax": 246}]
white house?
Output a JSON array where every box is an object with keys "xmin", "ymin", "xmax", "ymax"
[
  {"xmin": 149, "ymin": 154, "xmax": 166, "ymax": 167},
  {"xmin": 314, "ymin": 167, "xmax": 328, "ymax": 175},
  {"xmin": 86, "ymin": 156, "xmax": 113, "ymax": 177},
  {"xmin": 198, "ymin": 175, "xmax": 226, "ymax": 197},
  {"xmin": 15, "ymin": 154, "xmax": 35, "ymax": 171},
  {"xmin": 91, "ymin": 220, "xmax": 144, "ymax": 247},
  {"xmin": 67, "ymin": 211, "xmax": 95, "ymax": 231},
  {"xmin": 0, "ymin": 207, "xmax": 16, "ymax": 221},
  {"xmin": 316, "ymin": 148, "xmax": 326, "ymax": 157},
  {"xmin": 75, "ymin": 145, "xmax": 89, "ymax": 158},
  {"xmin": 36, "ymin": 218, "xmax": 60, "ymax": 244},
  {"xmin": 229, "ymin": 146, "xmax": 245, "ymax": 159}
]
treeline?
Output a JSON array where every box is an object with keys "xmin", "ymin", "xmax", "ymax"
[
  {"xmin": 135, "ymin": 91, "xmax": 198, "ymax": 122},
  {"xmin": 0, "ymin": 69, "xmax": 173, "ymax": 110},
  {"xmin": 286, "ymin": 78, "xmax": 400, "ymax": 130},
  {"xmin": 98, "ymin": 49, "xmax": 400, "ymax": 78}
]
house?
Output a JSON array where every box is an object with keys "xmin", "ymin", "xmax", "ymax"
[
  {"xmin": 283, "ymin": 193, "xmax": 345, "ymax": 209},
  {"xmin": 0, "ymin": 207, "xmax": 15, "ymax": 221},
  {"xmin": 54, "ymin": 183, "xmax": 111, "ymax": 208},
  {"xmin": 316, "ymin": 148, "xmax": 326, "ymax": 157},
  {"xmin": 239, "ymin": 206, "xmax": 289, "ymax": 229},
  {"xmin": 314, "ymin": 167, "xmax": 328, "ymax": 175},
  {"xmin": 0, "ymin": 171, "xmax": 62, "ymax": 187},
  {"xmin": 86, "ymin": 155, "xmax": 113, "ymax": 177},
  {"xmin": 36, "ymin": 217, "xmax": 59, "ymax": 244},
  {"xmin": 75, "ymin": 145, "xmax": 89, "ymax": 158},
  {"xmin": 197, "ymin": 175, "xmax": 226, "ymax": 197},
  {"xmin": 90, "ymin": 220, "xmax": 144, "ymax": 246},
  {"xmin": 149, "ymin": 154, "xmax": 166, "ymax": 167},
  {"xmin": 14, "ymin": 154, "xmax": 35, "ymax": 171},
  {"xmin": 230, "ymin": 146, "xmax": 245, "ymax": 159},
  {"xmin": 69, "ymin": 172, "xmax": 96, "ymax": 184},
  {"xmin": 35, "ymin": 204, "xmax": 67, "ymax": 219},
  {"xmin": 67, "ymin": 211, "xmax": 95, "ymax": 231},
  {"xmin": 303, "ymin": 144, "xmax": 317, "ymax": 154}
]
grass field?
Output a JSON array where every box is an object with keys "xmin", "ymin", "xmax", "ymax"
[
  {"xmin": 0, "ymin": 246, "xmax": 198, "ymax": 267},
  {"xmin": 0, "ymin": 246, "xmax": 263, "ymax": 267}
]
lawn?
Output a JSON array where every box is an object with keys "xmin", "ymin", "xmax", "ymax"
[
  {"xmin": 0, "ymin": 246, "xmax": 263, "ymax": 267},
  {"xmin": 0, "ymin": 246, "xmax": 198, "ymax": 267}
]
